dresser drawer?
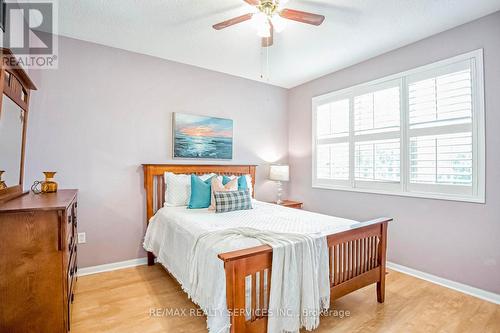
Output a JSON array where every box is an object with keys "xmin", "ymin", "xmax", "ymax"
[
  {"xmin": 63, "ymin": 233, "xmax": 77, "ymax": 281},
  {"xmin": 73, "ymin": 202, "xmax": 78, "ymax": 233},
  {"xmin": 64, "ymin": 235, "xmax": 77, "ymax": 333},
  {"xmin": 67, "ymin": 249, "xmax": 77, "ymax": 297},
  {"xmin": 63, "ymin": 200, "xmax": 77, "ymax": 272},
  {"xmin": 66, "ymin": 297, "xmax": 73, "ymax": 332},
  {"xmin": 65, "ymin": 204, "xmax": 74, "ymax": 241}
]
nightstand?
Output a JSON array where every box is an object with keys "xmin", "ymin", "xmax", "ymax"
[{"xmin": 274, "ymin": 200, "xmax": 303, "ymax": 209}]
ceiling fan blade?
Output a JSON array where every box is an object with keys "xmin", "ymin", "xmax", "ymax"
[
  {"xmin": 280, "ymin": 8, "xmax": 325, "ymax": 26},
  {"xmin": 261, "ymin": 24, "xmax": 274, "ymax": 47},
  {"xmin": 243, "ymin": 0, "xmax": 259, "ymax": 5},
  {"xmin": 212, "ymin": 13, "xmax": 253, "ymax": 30}
]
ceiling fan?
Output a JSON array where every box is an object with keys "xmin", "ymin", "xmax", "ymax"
[{"xmin": 213, "ymin": 0, "xmax": 325, "ymax": 47}]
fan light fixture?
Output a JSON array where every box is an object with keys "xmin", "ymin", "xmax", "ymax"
[
  {"xmin": 251, "ymin": 0, "xmax": 286, "ymax": 36},
  {"xmin": 250, "ymin": 12, "xmax": 269, "ymax": 36},
  {"xmin": 213, "ymin": 0, "xmax": 325, "ymax": 47},
  {"xmin": 257, "ymin": 22, "xmax": 271, "ymax": 38}
]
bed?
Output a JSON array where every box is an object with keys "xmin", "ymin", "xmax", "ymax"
[{"xmin": 143, "ymin": 164, "xmax": 391, "ymax": 333}]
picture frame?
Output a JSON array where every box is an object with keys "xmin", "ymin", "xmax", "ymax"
[{"xmin": 172, "ymin": 112, "xmax": 233, "ymax": 160}]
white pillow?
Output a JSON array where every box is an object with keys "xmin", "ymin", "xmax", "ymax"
[{"xmin": 164, "ymin": 172, "xmax": 214, "ymax": 207}]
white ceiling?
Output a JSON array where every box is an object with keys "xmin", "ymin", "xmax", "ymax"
[{"xmin": 55, "ymin": 0, "xmax": 500, "ymax": 88}]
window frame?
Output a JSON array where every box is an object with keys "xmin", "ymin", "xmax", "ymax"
[{"xmin": 311, "ymin": 49, "xmax": 485, "ymax": 203}]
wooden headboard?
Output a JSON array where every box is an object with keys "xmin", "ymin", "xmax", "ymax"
[{"xmin": 142, "ymin": 164, "xmax": 256, "ymax": 223}]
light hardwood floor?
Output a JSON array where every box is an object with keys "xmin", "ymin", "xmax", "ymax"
[{"xmin": 72, "ymin": 265, "xmax": 499, "ymax": 333}]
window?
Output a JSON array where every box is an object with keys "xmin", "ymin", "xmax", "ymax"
[{"xmin": 312, "ymin": 49, "xmax": 485, "ymax": 203}]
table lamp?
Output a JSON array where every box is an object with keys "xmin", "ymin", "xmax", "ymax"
[{"xmin": 269, "ymin": 165, "xmax": 289, "ymax": 204}]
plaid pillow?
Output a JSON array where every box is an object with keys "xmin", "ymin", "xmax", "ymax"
[{"xmin": 214, "ymin": 189, "xmax": 253, "ymax": 213}]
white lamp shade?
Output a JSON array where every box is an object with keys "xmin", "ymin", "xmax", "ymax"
[{"xmin": 269, "ymin": 165, "xmax": 289, "ymax": 182}]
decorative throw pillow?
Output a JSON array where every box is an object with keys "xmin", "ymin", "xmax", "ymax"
[
  {"xmin": 221, "ymin": 174, "xmax": 252, "ymax": 195},
  {"xmin": 222, "ymin": 175, "xmax": 248, "ymax": 191},
  {"xmin": 164, "ymin": 173, "xmax": 190, "ymax": 207},
  {"xmin": 188, "ymin": 174, "xmax": 215, "ymax": 209},
  {"xmin": 214, "ymin": 190, "xmax": 253, "ymax": 213},
  {"xmin": 210, "ymin": 177, "xmax": 238, "ymax": 210},
  {"xmin": 165, "ymin": 172, "xmax": 214, "ymax": 207},
  {"xmin": 238, "ymin": 176, "xmax": 249, "ymax": 191}
]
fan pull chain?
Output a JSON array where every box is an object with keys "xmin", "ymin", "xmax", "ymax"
[
  {"xmin": 266, "ymin": 44, "xmax": 270, "ymax": 82},
  {"xmin": 259, "ymin": 42, "xmax": 271, "ymax": 82}
]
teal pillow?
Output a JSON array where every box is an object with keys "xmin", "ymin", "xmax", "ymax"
[
  {"xmin": 188, "ymin": 174, "xmax": 213, "ymax": 209},
  {"xmin": 222, "ymin": 175, "xmax": 231, "ymax": 185},
  {"xmin": 222, "ymin": 175, "xmax": 248, "ymax": 190},
  {"xmin": 238, "ymin": 176, "xmax": 248, "ymax": 190}
]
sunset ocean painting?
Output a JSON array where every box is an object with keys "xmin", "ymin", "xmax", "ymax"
[{"xmin": 173, "ymin": 113, "xmax": 233, "ymax": 159}]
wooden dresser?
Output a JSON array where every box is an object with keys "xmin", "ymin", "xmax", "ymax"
[{"xmin": 0, "ymin": 190, "xmax": 78, "ymax": 333}]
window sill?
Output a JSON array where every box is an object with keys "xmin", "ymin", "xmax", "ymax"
[{"xmin": 311, "ymin": 183, "xmax": 485, "ymax": 204}]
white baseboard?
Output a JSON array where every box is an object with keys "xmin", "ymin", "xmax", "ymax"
[
  {"xmin": 78, "ymin": 257, "xmax": 148, "ymax": 277},
  {"xmin": 77, "ymin": 258, "xmax": 499, "ymax": 304},
  {"xmin": 387, "ymin": 261, "xmax": 500, "ymax": 305}
]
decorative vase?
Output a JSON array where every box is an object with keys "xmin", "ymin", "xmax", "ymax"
[
  {"xmin": 0, "ymin": 170, "xmax": 6, "ymax": 190},
  {"xmin": 41, "ymin": 171, "xmax": 58, "ymax": 193}
]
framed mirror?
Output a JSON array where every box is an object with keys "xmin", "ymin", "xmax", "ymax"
[
  {"xmin": 0, "ymin": 48, "xmax": 36, "ymax": 203},
  {"xmin": 0, "ymin": 96, "xmax": 24, "ymax": 188}
]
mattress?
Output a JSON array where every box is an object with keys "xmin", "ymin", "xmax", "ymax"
[{"xmin": 143, "ymin": 200, "xmax": 358, "ymax": 332}]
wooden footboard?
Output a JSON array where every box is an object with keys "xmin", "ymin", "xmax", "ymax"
[{"xmin": 218, "ymin": 217, "xmax": 391, "ymax": 333}]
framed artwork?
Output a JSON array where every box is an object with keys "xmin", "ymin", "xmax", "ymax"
[{"xmin": 172, "ymin": 113, "xmax": 233, "ymax": 160}]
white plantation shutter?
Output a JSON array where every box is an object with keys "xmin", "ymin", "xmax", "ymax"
[
  {"xmin": 353, "ymin": 83, "xmax": 401, "ymax": 189},
  {"xmin": 312, "ymin": 50, "xmax": 484, "ymax": 202},
  {"xmin": 355, "ymin": 139, "xmax": 400, "ymax": 182},
  {"xmin": 316, "ymin": 99, "xmax": 349, "ymax": 138},
  {"xmin": 408, "ymin": 63, "xmax": 472, "ymax": 128},
  {"xmin": 316, "ymin": 143, "xmax": 349, "ymax": 180},
  {"xmin": 409, "ymin": 133, "xmax": 472, "ymax": 186},
  {"xmin": 354, "ymin": 86, "xmax": 400, "ymax": 135},
  {"xmin": 314, "ymin": 98, "xmax": 350, "ymax": 186},
  {"xmin": 407, "ymin": 60, "xmax": 475, "ymax": 196}
]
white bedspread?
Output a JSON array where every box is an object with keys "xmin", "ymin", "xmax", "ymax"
[
  {"xmin": 190, "ymin": 228, "xmax": 330, "ymax": 333},
  {"xmin": 143, "ymin": 201, "xmax": 358, "ymax": 333}
]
